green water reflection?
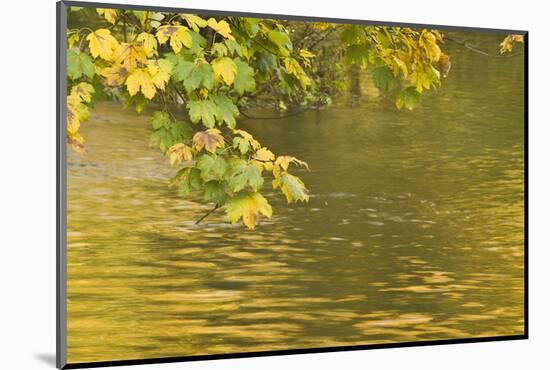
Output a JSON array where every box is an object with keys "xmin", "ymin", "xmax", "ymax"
[{"xmin": 67, "ymin": 32, "xmax": 524, "ymax": 363}]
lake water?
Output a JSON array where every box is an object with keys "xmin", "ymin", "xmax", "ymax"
[{"xmin": 66, "ymin": 32, "xmax": 525, "ymax": 363}]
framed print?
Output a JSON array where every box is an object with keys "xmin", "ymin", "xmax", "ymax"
[{"xmin": 57, "ymin": 1, "xmax": 527, "ymax": 368}]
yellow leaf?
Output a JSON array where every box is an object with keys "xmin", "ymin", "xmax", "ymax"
[
  {"xmin": 233, "ymin": 129, "xmax": 260, "ymax": 150},
  {"xmin": 252, "ymin": 147, "xmax": 275, "ymax": 162},
  {"xmin": 96, "ymin": 8, "xmax": 117, "ymax": 24},
  {"xmin": 126, "ymin": 68, "xmax": 155, "ymax": 98},
  {"xmin": 419, "ymin": 30, "xmax": 441, "ymax": 62},
  {"xmin": 212, "ymin": 57, "xmax": 237, "ymax": 86},
  {"xmin": 147, "ymin": 59, "xmax": 172, "ymax": 91},
  {"xmin": 226, "ymin": 192, "xmax": 272, "ymax": 229},
  {"xmin": 500, "ymin": 34, "xmax": 524, "ymax": 54},
  {"xmin": 125, "ymin": 59, "xmax": 172, "ymax": 99},
  {"xmin": 299, "ymin": 49, "xmax": 315, "ymax": 59},
  {"xmin": 70, "ymin": 82, "xmax": 94, "ymax": 103},
  {"xmin": 207, "ymin": 18, "xmax": 235, "ymax": 40},
  {"xmin": 182, "ymin": 14, "xmax": 207, "ymax": 32},
  {"xmin": 284, "ymin": 57, "xmax": 310, "ymax": 88},
  {"xmin": 275, "ymin": 155, "xmax": 309, "ymax": 171},
  {"xmin": 167, "ymin": 143, "xmax": 193, "ymax": 165},
  {"xmin": 86, "ymin": 29, "xmax": 119, "ymax": 61},
  {"xmin": 272, "ymin": 172, "xmax": 309, "ymax": 204},
  {"xmin": 193, "ymin": 128, "xmax": 225, "ymax": 153},
  {"xmin": 66, "ymin": 83, "xmax": 94, "ymax": 153},
  {"xmin": 67, "ymin": 33, "xmax": 79, "ymax": 48},
  {"xmin": 112, "ymin": 42, "xmax": 148, "ymax": 67},
  {"xmin": 101, "ymin": 64, "xmax": 131, "ymax": 86},
  {"xmin": 156, "ymin": 25, "xmax": 193, "ymax": 53},
  {"xmin": 136, "ymin": 32, "xmax": 158, "ymax": 57}
]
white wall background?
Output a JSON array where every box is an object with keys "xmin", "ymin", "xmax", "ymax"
[{"xmin": 0, "ymin": 0, "xmax": 546, "ymax": 368}]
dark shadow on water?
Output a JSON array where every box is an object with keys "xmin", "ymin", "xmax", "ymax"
[{"xmin": 34, "ymin": 353, "xmax": 56, "ymax": 367}]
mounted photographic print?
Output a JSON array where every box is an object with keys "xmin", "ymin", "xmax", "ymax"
[{"xmin": 56, "ymin": 1, "xmax": 527, "ymax": 368}]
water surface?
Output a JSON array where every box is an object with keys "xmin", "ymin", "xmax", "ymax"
[{"xmin": 67, "ymin": 33, "xmax": 525, "ymax": 363}]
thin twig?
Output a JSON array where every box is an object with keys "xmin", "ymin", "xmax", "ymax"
[{"xmin": 195, "ymin": 204, "xmax": 219, "ymax": 225}]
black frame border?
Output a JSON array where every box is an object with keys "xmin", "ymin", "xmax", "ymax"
[{"xmin": 56, "ymin": 1, "xmax": 529, "ymax": 369}]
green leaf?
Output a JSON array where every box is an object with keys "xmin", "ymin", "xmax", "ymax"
[
  {"xmin": 196, "ymin": 154, "xmax": 228, "ymax": 181},
  {"xmin": 166, "ymin": 53, "xmax": 194, "ymax": 82},
  {"xmin": 173, "ymin": 167, "xmax": 202, "ymax": 196},
  {"xmin": 187, "ymin": 99, "xmax": 217, "ymax": 128},
  {"xmin": 233, "ymin": 59, "xmax": 256, "ymax": 95},
  {"xmin": 212, "ymin": 94, "xmax": 239, "ymax": 128},
  {"xmin": 203, "ymin": 181, "xmax": 227, "ymax": 205},
  {"xmin": 67, "ymin": 49, "xmax": 95, "ymax": 80},
  {"xmin": 345, "ymin": 45, "xmax": 369, "ymax": 69},
  {"xmin": 341, "ymin": 25, "xmax": 367, "ymax": 45},
  {"xmin": 267, "ymin": 30, "xmax": 291, "ymax": 54},
  {"xmin": 227, "ymin": 159, "xmax": 264, "ymax": 192},
  {"xmin": 232, "ymin": 137, "xmax": 249, "ymax": 154},
  {"xmin": 225, "ymin": 191, "xmax": 272, "ymax": 229},
  {"xmin": 182, "ymin": 62, "xmax": 214, "ymax": 92},
  {"xmin": 225, "ymin": 39, "xmax": 243, "ymax": 57},
  {"xmin": 212, "ymin": 42, "xmax": 228, "ymax": 57},
  {"xmin": 396, "ymin": 87, "xmax": 422, "ymax": 110},
  {"xmin": 151, "ymin": 111, "xmax": 171, "ymax": 129},
  {"xmin": 273, "ymin": 173, "xmax": 309, "ymax": 203},
  {"xmin": 373, "ymin": 66, "xmax": 396, "ymax": 91}
]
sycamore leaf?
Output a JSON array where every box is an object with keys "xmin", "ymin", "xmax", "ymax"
[
  {"xmin": 227, "ymin": 159, "xmax": 264, "ymax": 192},
  {"xmin": 66, "ymin": 83, "xmax": 94, "ymax": 153},
  {"xmin": 86, "ymin": 29, "xmax": 119, "ymax": 60},
  {"xmin": 167, "ymin": 143, "xmax": 193, "ymax": 165},
  {"xmin": 96, "ymin": 8, "xmax": 117, "ymax": 24},
  {"xmin": 171, "ymin": 167, "xmax": 202, "ymax": 196},
  {"xmin": 148, "ymin": 59, "xmax": 172, "ymax": 90},
  {"xmin": 166, "ymin": 53, "xmax": 194, "ymax": 82},
  {"xmin": 273, "ymin": 172, "xmax": 309, "ymax": 203},
  {"xmin": 275, "ymin": 156, "xmax": 309, "ymax": 171},
  {"xmin": 67, "ymin": 49, "xmax": 95, "ymax": 80},
  {"xmin": 212, "ymin": 94, "xmax": 239, "ymax": 128},
  {"xmin": 156, "ymin": 25, "xmax": 193, "ymax": 53},
  {"xmin": 112, "ymin": 42, "xmax": 148, "ymax": 67},
  {"xmin": 373, "ymin": 66, "xmax": 396, "ymax": 91},
  {"xmin": 500, "ymin": 34, "xmax": 524, "ymax": 54},
  {"xmin": 212, "ymin": 43, "xmax": 228, "ymax": 57},
  {"xmin": 187, "ymin": 99, "xmax": 217, "ymax": 128},
  {"xmin": 345, "ymin": 44, "xmax": 369, "ymax": 69},
  {"xmin": 253, "ymin": 147, "xmax": 275, "ymax": 162},
  {"xmin": 299, "ymin": 49, "xmax": 315, "ymax": 59},
  {"xmin": 125, "ymin": 59, "xmax": 172, "ymax": 99},
  {"xmin": 207, "ymin": 18, "xmax": 235, "ymax": 40},
  {"xmin": 419, "ymin": 31, "xmax": 441, "ymax": 62},
  {"xmin": 284, "ymin": 57, "xmax": 310, "ymax": 88},
  {"xmin": 226, "ymin": 191, "xmax": 272, "ymax": 229},
  {"xmin": 67, "ymin": 33, "xmax": 80, "ymax": 48},
  {"xmin": 212, "ymin": 57, "xmax": 237, "ymax": 86},
  {"xmin": 136, "ymin": 32, "xmax": 158, "ymax": 57},
  {"xmin": 193, "ymin": 128, "xmax": 225, "ymax": 153},
  {"xmin": 196, "ymin": 153, "xmax": 228, "ymax": 181},
  {"xmin": 70, "ymin": 82, "xmax": 95, "ymax": 102},
  {"xmin": 233, "ymin": 129, "xmax": 260, "ymax": 150},
  {"xmin": 203, "ymin": 181, "xmax": 227, "ymax": 205},
  {"xmin": 396, "ymin": 87, "xmax": 421, "ymax": 110},
  {"xmin": 182, "ymin": 14, "xmax": 208, "ymax": 32},
  {"xmin": 233, "ymin": 59, "xmax": 256, "ymax": 95},
  {"xmin": 233, "ymin": 137, "xmax": 249, "ymax": 154},
  {"xmin": 101, "ymin": 64, "xmax": 130, "ymax": 86},
  {"xmin": 225, "ymin": 39, "xmax": 243, "ymax": 57}
]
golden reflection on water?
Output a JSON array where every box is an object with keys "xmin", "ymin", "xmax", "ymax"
[{"xmin": 67, "ymin": 33, "xmax": 524, "ymax": 363}]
